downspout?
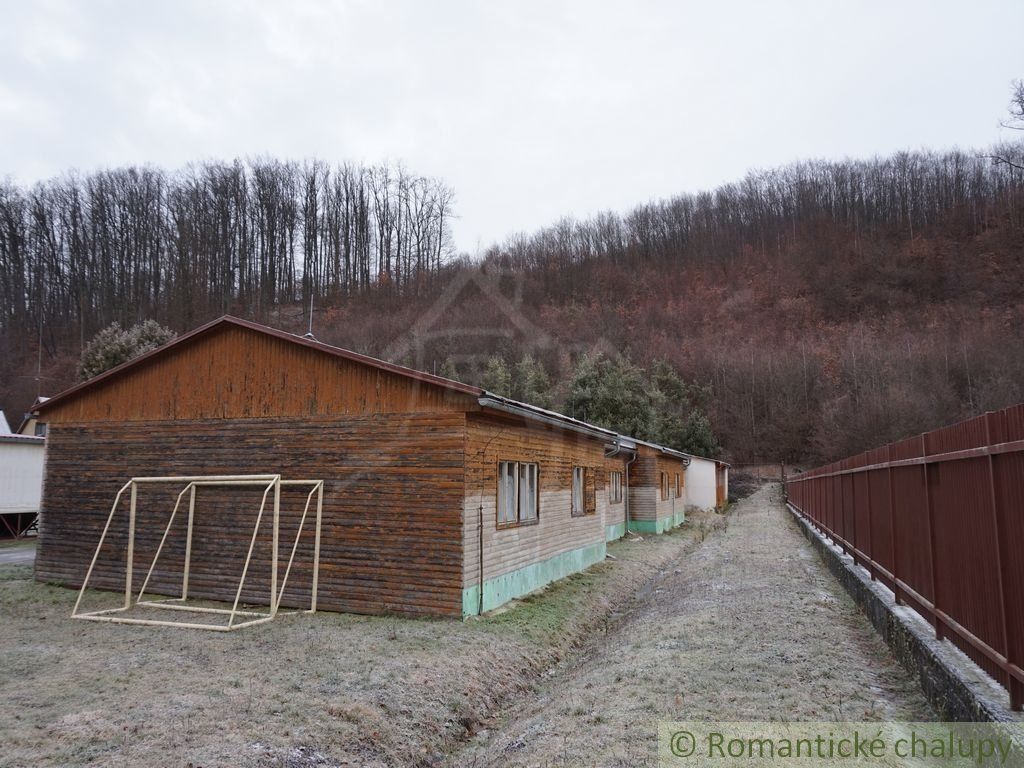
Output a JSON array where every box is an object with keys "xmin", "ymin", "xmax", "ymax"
[
  {"xmin": 478, "ymin": 498, "xmax": 484, "ymax": 616},
  {"xmin": 605, "ymin": 441, "xmax": 637, "ymax": 537},
  {"xmin": 661, "ymin": 451, "xmax": 689, "ymax": 527},
  {"xmin": 473, "ymin": 427, "xmax": 506, "ymax": 618},
  {"xmin": 625, "ymin": 450, "xmax": 638, "ymax": 534},
  {"xmin": 680, "ymin": 454, "xmax": 692, "ymax": 521}
]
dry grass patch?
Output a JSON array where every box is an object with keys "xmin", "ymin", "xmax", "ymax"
[{"xmin": 0, "ymin": 511, "xmax": 724, "ymax": 768}]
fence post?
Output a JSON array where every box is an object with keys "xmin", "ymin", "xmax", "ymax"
[
  {"xmin": 838, "ymin": 471, "xmax": 847, "ymax": 555},
  {"xmin": 983, "ymin": 412, "xmax": 1022, "ymax": 711},
  {"xmin": 831, "ymin": 473, "xmax": 836, "ymax": 537},
  {"xmin": 819, "ymin": 476, "xmax": 824, "ymax": 533},
  {"xmin": 849, "ymin": 468, "xmax": 858, "ymax": 566},
  {"xmin": 887, "ymin": 444, "xmax": 902, "ymax": 605},
  {"xmin": 829, "ymin": 473, "xmax": 834, "ymax": 537},
  {"xmin": 864, "ymin": 468, "xmax": 875, "ymax": 581},
  {"xmin": 827, "ymin": 473, "xmax": 835, "ymax": 544},
  {"xmin": 815, "ymin": 476, "xmax": 821, "ymax": 532},
  {"xmin": 922, "ymin": 434, "xmax": 943, "ymax": 640}
]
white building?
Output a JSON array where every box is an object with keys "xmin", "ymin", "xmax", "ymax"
[
  {"xmin": 0, "ymin": 433, "xmax": 45, "ymax": 537},
  {"xmin": 686, "ymin": 455, "xmax": 728, "ymax": 511}
]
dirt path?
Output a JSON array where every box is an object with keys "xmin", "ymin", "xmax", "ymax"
[{"xmin": 450, "ymin": 484, "xmax": 935, "ymax": 767}]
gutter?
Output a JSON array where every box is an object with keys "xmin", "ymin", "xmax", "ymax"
[
  {"xmin": 632, "ymin": 437, "xmax": 692, "ymax": 466},
  {"xmin": 0, "ymin": 434, "xmax": 46, "ymax": 445},
  {"xmin": 478, "ymin": 394, "xmax": 620, "ymax": 443}
]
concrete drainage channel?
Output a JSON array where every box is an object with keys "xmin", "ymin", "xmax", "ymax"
[{"xmin": 786, "ymin": 502, "xmax": 1021, "ymax": 724}]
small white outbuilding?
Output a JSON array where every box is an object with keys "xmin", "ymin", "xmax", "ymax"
[
  {"xmin": 686, "ymin": 455, "xmax": 729, "ymax": 511},
  {"xmin": 0, "ymin": 433, "xmax": 45, "ymax": 537}
]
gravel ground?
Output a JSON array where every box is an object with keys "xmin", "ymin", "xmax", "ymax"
[
  {"xmin": 0, "ymin": 539, "xmax": 36, "ymax": 565},
  {"xmin": 448, "ymin": 484, "xmax": 936, "ymax": 768},
  {"xmin": 0, "ymin": 509, "xmax": 722, "ymax": 768}
]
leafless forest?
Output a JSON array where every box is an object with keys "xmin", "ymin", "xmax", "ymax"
[
  {"xmin": 2, "ymin": 143, "xmax": 1023, "ymax": 461},
  {"xmin": 0, "ymin": 159, "xmax": 456, "ymax": 339}
]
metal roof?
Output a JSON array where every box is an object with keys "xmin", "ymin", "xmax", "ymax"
[{"xmin": 0, "ymin": 433, "xmax": 45, "ymax": 445}]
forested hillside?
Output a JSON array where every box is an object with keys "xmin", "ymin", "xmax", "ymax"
[{"xmin": 2, "ymin": 143, "xmax": 1023, "ymax": 462}]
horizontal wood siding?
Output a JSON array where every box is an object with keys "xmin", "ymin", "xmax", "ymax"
[
  {"xmin": 463, "ymin": 414, "xmax": 607, "ymax": 590},
  {"xmin": 629, "ymin": 452, "xmax": 688, "ymax": 523},
  {"xmin": 628, "ymin": 453, "xmax": 659, "ymax": 522},
  {"xmin": 656, "ymin": 455, "xmax": 687, "ymax": 522},
  {"xmin": 35, "ymin": 414, "xmax": 466, "ymax": 617},
  {"xmin": 603, "ymin": 455, "xmax": 627, "ymax": 528},
  {"xmin": 41, "ymin": 324, "xmax": 473, "ymax": 424}
]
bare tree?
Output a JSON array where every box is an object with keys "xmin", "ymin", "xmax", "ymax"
[{"xmin": 989, "ymin": 79, "xmax": 1024, "ymax": 171}]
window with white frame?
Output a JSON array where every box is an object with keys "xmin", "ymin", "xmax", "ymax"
[
  {"xmin": 609, "ymin": 470, "xmax": 623, "ymax": 504},
  {"xmin": 675, "ymin": 472, "xmax": 682, "ymax": 498},
  {"xmin": 661, "ymin": 472, "xmax": 670, "ymax": 501},
  {"xmin": 498, "ymin": 461, "xmax": 539, "ymax": 526}
]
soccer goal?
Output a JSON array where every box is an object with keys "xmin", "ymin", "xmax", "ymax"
[{"xmin": 71, "ymin": 474, "xmax": 324, "ymax": 631}]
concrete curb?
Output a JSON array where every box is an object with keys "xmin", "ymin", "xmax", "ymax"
[{"xmin": 787, "ymin": 502, "xmax": 1018, "ymax": 723}]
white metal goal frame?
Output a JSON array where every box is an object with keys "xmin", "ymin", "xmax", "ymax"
[{"xmin": 71, "ymin": 474, "xmax": 324, "ymax": 631}]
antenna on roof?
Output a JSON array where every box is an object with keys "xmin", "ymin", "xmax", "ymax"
[
  {"xmin": 36, "ymin": 308, "xmax": 43, "ymax": 398},
  {"xmin": 304, "ymin": 291, "xmax": 316, "ymax": 340}
]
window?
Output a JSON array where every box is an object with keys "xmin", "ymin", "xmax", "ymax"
[
  {"xmin": 572, "ymin": 466, "xmax": 596, "ymax": 517},
  {"xmin": 519, "ymin": 462, "xmax": 538, "ymax": 522},
  {"xmin": 661, "ymin": 472, "xmax": 670, "ymax": 501},
  {"xmin": 609, "ymin": 470, "xmax": 623, "ymax": 504},
  {"xmin": 572, "ymin": 466, "xmax": 586, "ymax": 517},
  {"xmin": 498, "ymin": 461, "xmax": 539, "ymax": 526},
  {"xmin": 34, "ymin": 422, "xmax": 47, "ymax": 437},
  {"xmin": 675, "ymin": 473, "xmax": 682, "ymax": 498}
]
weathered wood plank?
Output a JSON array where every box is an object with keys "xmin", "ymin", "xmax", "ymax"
[
  {"xmin": 41, "ymin": 324, "xmax": 476, "ymax": 424},
  {"xmin": 36, "ymin": 413, "xmax": 467, "ymax": 617}
]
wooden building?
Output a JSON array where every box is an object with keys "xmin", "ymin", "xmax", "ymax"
[{"xmin": 33, "ymin": 316, "xmax": 727, "ymax": 618}]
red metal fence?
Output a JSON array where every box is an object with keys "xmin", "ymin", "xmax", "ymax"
[{"xmin": 785, "ymin": 403, "xmax": 1024, "ymax": 711}]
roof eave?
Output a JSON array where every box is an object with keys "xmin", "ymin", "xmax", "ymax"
[
  {"xmin": 477, "ymin": 394, "xmax": 702, "ymax": 463},
  {"xmin": 477, "ymin": 394, "xmax": 621, "ymax": 444},
  {"xmin": 0, "ymin": 433, "xmax": 45, "ymax": 445}
]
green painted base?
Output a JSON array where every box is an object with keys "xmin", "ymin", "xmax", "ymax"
[
  {"xmin": 462, "ymin": 584, "xmax": 481, "ymax": 617},
  {"xmin": 627, "ymin": 517, "xmax": 670, "ymax": 534},
  {"xmin": 463, "ymin": 540, "xmax": 607, "ymax": 617},
  {"xmin": 605, "ymin": 521, "xmax": 626, "ymax": 541},
  {"xmin": 628, "ymin": 510, "xmax": 687, "ymax": 535}
]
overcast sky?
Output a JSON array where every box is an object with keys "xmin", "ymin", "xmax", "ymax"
[{"xmin": 2, "ymin": 0, "xmax": 1022, "ymax": 250}]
